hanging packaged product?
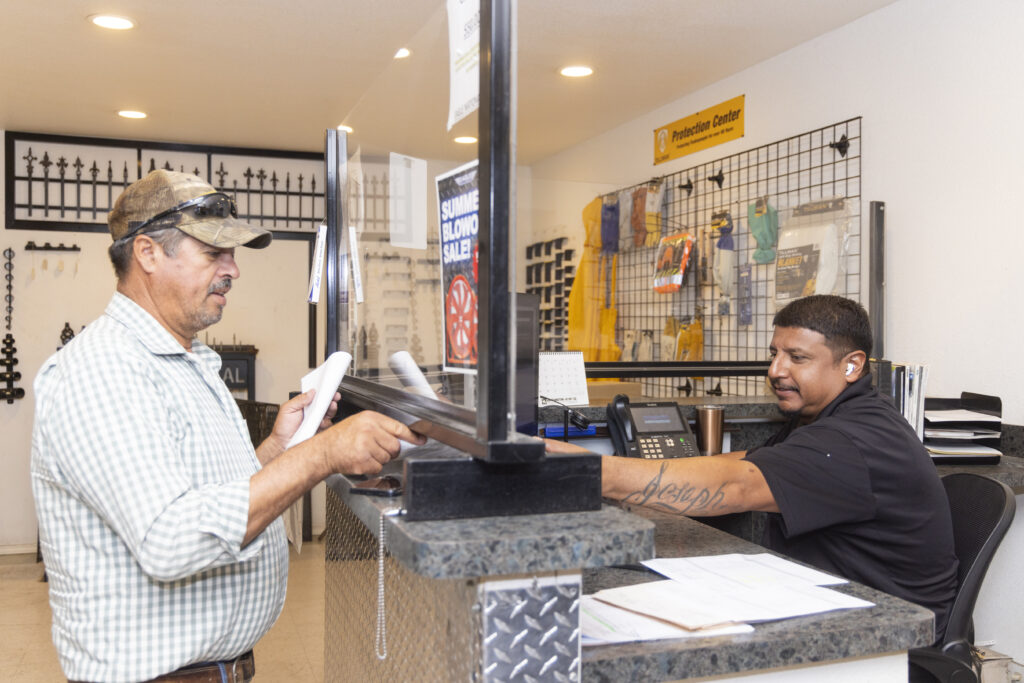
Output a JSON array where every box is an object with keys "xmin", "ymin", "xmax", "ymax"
[
  {"xmin": 617, "ymin": 189, "xmax": 633, "ymax": 251},
  {"xmin": 737, "ymin": 264, "xmax": 753, "ymax": 326},
  {"xmin": 630, "ymin": 186, "xmax": 647, "ymax": 247},
  {"xmin": 710, "ymin": 210, "xmax": 735, "ymax": 315},
  {"xmin": 600, "ymin": 195, "xmax": 620, "ymax": 254},
  {"xmin": 747, "ymin": 197, "xmax": 778, "ymax": 264},
  {"xmin": 774, "ymin": 196, "xmax": 850, "ymax": 306},
  {"xmin": 644, "ymin": 180, "xmax": 665, "ymax": 247},
  {"xmin": 652, "ymin": 231, "xmax": 695, "ymax": 293}
]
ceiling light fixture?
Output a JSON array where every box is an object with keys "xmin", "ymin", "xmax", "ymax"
[
  {"xmin": 89, "ymin": 14, "xmax": 135, "ymax": 30},
  {"xmin": 454, "ymin": 136, "xmax": 477, "ymax": 144},
  {"xmin": 117, "ymin": 110, "xmax": 146, "ymax": 119},
  {"xmin": 394, "ymin": 48, "xmax": 411, "ymax": 59},
  {"xmin": 560, "ymin": 65, "xmax": 593, "ymax": 78},
  {"xmin": 336, "ymin": 124, "xmax": 353, "ymax": 133}
]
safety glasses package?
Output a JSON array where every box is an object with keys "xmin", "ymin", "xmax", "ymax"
[
  {"xmin": 774, "ymin": 197, "xmax": 851, "ymax": 306},
  {"xmin": 652, "ymin": 231, "xmax": 694, "ymax": 293}
]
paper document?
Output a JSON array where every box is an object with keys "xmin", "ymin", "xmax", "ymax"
[
  {"xmin": 580, "ymin": 595, "xmax": 752, "ymax": 646},
  {"xmin": 593, "ymin": 578, "xmax": 872, "ymax": 631},
  {"xmin": 924, "ymin": 409, "xmax": 1000, "ymax": 423},
  {"xmin": 925, "ymin": 428, "xmax": 1001, "ymax": 440},
  {"xmin": 643, "ymin": 553, "xmax": 847, "ymax": 587},
  {"xmin": 926, "ymin": 444, "xmax": 1002, "ymax": 456},
  {"xmin": 286, "ymin": 351, "xmax": 352, "ymax": 449}
]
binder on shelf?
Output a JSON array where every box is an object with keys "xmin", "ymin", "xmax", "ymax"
[
  {"xmin": 870, "ymin": 358, "xmax": 927, "ymax": 439},
  {"xmin": 923, "ymin": 392, "xmax": 1001, "ymax": 465}
]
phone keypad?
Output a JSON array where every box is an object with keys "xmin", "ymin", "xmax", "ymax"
[{"xmin": 638, "ymin": 435, "xmax": 698, "ymax": 458}]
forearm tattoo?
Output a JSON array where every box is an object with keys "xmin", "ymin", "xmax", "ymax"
[{"xmin": 622, "ymin": 462, "xmax": 729, "ymax": 515}]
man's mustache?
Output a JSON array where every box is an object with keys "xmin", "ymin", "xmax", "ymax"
[
  {"xmin": 771, "ymin": 380, "xmax": 798, "ymax": 393},
  {"xmin": 208, "ymin": 279, "xmax": 232, "ymax": 296}
]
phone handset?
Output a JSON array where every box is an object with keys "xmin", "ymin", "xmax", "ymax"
[{"xmin": 606, "ymin": 394, "xmax": 633, "ymax": 456}]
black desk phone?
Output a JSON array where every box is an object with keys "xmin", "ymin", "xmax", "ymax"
[{"xmin": 606, "ymin": 394, "xmax": 699, "ymax": 459}]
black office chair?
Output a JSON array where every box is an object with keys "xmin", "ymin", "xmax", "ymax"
[{"xmin": 909, "ymin": 473, "xmax": 1015, "ymax": 683}]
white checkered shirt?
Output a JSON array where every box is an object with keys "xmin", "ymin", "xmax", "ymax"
[{"xmin": 31, "ymin": 293, "xmax": 288, "ymax": 682}]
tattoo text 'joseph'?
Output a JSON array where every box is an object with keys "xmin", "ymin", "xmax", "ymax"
[{"xmin": 623, "ymin": 462, "xmax": 728, "ymax": 515}]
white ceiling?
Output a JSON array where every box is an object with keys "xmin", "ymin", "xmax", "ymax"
[{"xmin": 0, "ymin": 0, "xmax": 898, "ymax": 165}]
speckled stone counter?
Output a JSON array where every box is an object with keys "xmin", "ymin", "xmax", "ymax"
[
  {"xmin": 581, "ymin": 507, "xmax": 934, "ymax": 681},
  {"xmin": 325, "ymin": 464, "xmax": 655, "ymax": 579}
]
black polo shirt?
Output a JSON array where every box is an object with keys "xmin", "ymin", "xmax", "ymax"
[{"xmin": 745, "ymin": 375, "xmax": 957, "ymax": 640}]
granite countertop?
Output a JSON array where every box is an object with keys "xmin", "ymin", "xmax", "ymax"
[
  {"xmin": 581, "ymin": 508, "xmax": 934, "ymax": 681},
  {"xmin": 326, "ymin": 465, "xmax": 655, "ymax": 579}
]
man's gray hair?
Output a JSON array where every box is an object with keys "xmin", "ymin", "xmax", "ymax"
[{"xmin": 108, "ymin": 227, "xmax": 188, "ymax": 280}]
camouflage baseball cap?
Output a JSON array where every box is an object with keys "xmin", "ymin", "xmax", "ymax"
[{"xmin": 108, "ymin": 169, "xmax": 272, "ymax": 249}]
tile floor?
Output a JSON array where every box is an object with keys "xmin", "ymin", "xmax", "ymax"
[{"xmin": 0, "ymin": 540, "xmax": 326, "ymax": 682}]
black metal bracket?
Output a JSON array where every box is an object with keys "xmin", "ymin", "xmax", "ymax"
[
  {"xmin": 585, "ymin": 360, "xmax": 770, "ymax": 379},
  {"xmin": 829, "ymin": 134, "xmax": 850, "ymax": 157},
  {"xmin": 678, "ymin": 177, "xmax": 694, "ymax": 196},
  {"xmin": 707, "ymin": 169, "xmax": 724, "ymax": 189},
  {"xmin": 24, "ymin": 241, "xmax": 80, "ymax": 252}
]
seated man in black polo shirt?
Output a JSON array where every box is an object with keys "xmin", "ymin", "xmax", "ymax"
[{"xmin": 554, "ymin": 295, "xmax": 957, "ymax": 641}]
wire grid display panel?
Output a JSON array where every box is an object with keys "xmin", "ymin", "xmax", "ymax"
[
  {"xmin": 614, "ymin": 118, "xmax": 861, "ymax": 397},
  {"xmin": 324, "ymin": 490, "xmax": 480, "ymax": 682}
]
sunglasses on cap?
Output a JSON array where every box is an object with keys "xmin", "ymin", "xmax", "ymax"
[{"xmin": 121, "ymin": 192, "xmax": 238, "ymax": 241}]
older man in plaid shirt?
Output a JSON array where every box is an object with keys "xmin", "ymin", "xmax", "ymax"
[{"xmin": 31, "ymin": 170, "xmax": 423, "ymax": 682}]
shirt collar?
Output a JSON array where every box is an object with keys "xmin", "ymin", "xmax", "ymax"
[
  {"xmin": 104, "ymin": 292, "xmax": 202, "ymax": 358},
  {"xmin": 813, "ymin": 373, "xmax": 875, "ymax": 422}
]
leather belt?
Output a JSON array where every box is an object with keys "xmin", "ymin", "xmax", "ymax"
[{"xmin": 70, "ymin": 650, "xmax": 255, "ymax": 683}]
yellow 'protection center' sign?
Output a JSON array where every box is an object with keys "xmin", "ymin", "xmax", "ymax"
[{"xmin": 654, "ymin": 95, "xmax": 745, "ymax": 165}]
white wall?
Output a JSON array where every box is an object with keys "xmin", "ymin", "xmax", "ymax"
[
  {"xmin": 0, "ymin": 141, "xmax": 316, "ymax": 548},
  {"xmin": 528, "ymin": 0, "xmax": 1024, "ymax": 425}
]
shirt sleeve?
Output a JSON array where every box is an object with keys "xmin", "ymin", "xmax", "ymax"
[
  {"xmin": 744, "ymin": 424, "xmax": 875, "ymax": 537},
  {"xmin": 36, "ymin": 348, "xmax": 264, "ymax": 583}
]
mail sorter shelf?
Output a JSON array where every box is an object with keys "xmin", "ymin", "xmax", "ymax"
[{"xmin": 924, "ymin": 391, "xmax": 1002, "ymax": 465}]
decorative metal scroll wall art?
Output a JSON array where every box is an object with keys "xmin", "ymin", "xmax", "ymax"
[
  {"xmin": 2, "ymin": 248, "xmax": 25, "ymax": 403},
  {"xmin": 5, "ymin": 131, "xmax": 325, "ymax": 236}
]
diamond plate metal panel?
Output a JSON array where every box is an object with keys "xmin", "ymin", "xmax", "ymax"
[{"xmin": 480, "ymin": 575, "xmax": 582, "ymax": 683}]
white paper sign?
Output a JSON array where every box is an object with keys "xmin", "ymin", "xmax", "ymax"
[
  {"xmin": 306, "ymin": 224, "xmax": 328, "ymax": 303},
  {"xmin": 348, "ymin": 225, "xmax": 364, "ymax": 304},
  {"xmin": 446, "ymin": 0, "xmax": 480, "ymax": 130},
  {"xmin": 388, "ymin": 152, "xmax": 427, "ymax": 250}
]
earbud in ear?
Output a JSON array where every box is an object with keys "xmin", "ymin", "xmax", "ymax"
[{"xmin": 846, "ymin": 363, "xmax": 855, "ymax": 376}]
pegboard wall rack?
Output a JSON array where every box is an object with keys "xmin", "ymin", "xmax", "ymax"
[{"xmin": 583, "ymin": 117, "xmax": 863, "ymax": 398}]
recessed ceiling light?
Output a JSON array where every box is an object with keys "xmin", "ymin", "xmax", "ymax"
[
  {"xmin": 560, "ymin": 65, "xmax": 593, "ymax": 78},
  {"xmin": 89, "ymin": 14, "xmax": 135, "ymax": 30},
  {"xmin": 454, "ymin": 136, "xmax": 477, "ymax": 144},
  {"xmin": 394, "ymin": 48, "xmax": 411, "ymax": 59},
  {"xmin": 336, "ymin": 124, "xmax": 353, "ymax": 133},
  {"xmin": 117, "ymin": 110, "xmax": 146, "ymax": 119}
]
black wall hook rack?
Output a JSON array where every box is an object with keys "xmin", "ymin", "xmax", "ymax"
[
  {"xmin": 829, "ymin": 134, "xmax": 850, "ymax": 157},
  {"xmin": 707, "ymin": 169, "xmax": 725, "ymax": 189},
  {"xmin": 678, "ymin": 178, "xmax": 694, "ymax": 196},
  {"xmin": 24, "ymin": 241, "xmax": 81, "ymax": 252}
]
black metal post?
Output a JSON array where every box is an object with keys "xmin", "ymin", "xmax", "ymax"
[
  {"xmin": 477, "ymin": 0, "xmax": 512, "ymax": 445},
  {"xmin": 324, "ymin": 129, "xmax": 347, "ymax": 358},
  {"xmin": 869, "ymin": 200, "xmax": 885, "ymax": 359}
]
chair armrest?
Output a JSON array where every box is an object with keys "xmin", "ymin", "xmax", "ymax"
[{"xmin": 909, "ymin": 646, "xmax": 978, "ymax": 683}]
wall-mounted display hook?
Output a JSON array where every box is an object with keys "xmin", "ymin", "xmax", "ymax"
[
  {"xmin": 707, "ymin": 169, "xmax": 724, "ymax": 189},
  {"xmin": 24, "ymin": 241, "xmax": 81, "ymax": 253},
  {"xmin": 678, "ymin": 178, "xmax": 694, "ymax": 196},
  {"xmin": 829, "ymin": 134, "xmax": 850, "ymax": 157}
]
